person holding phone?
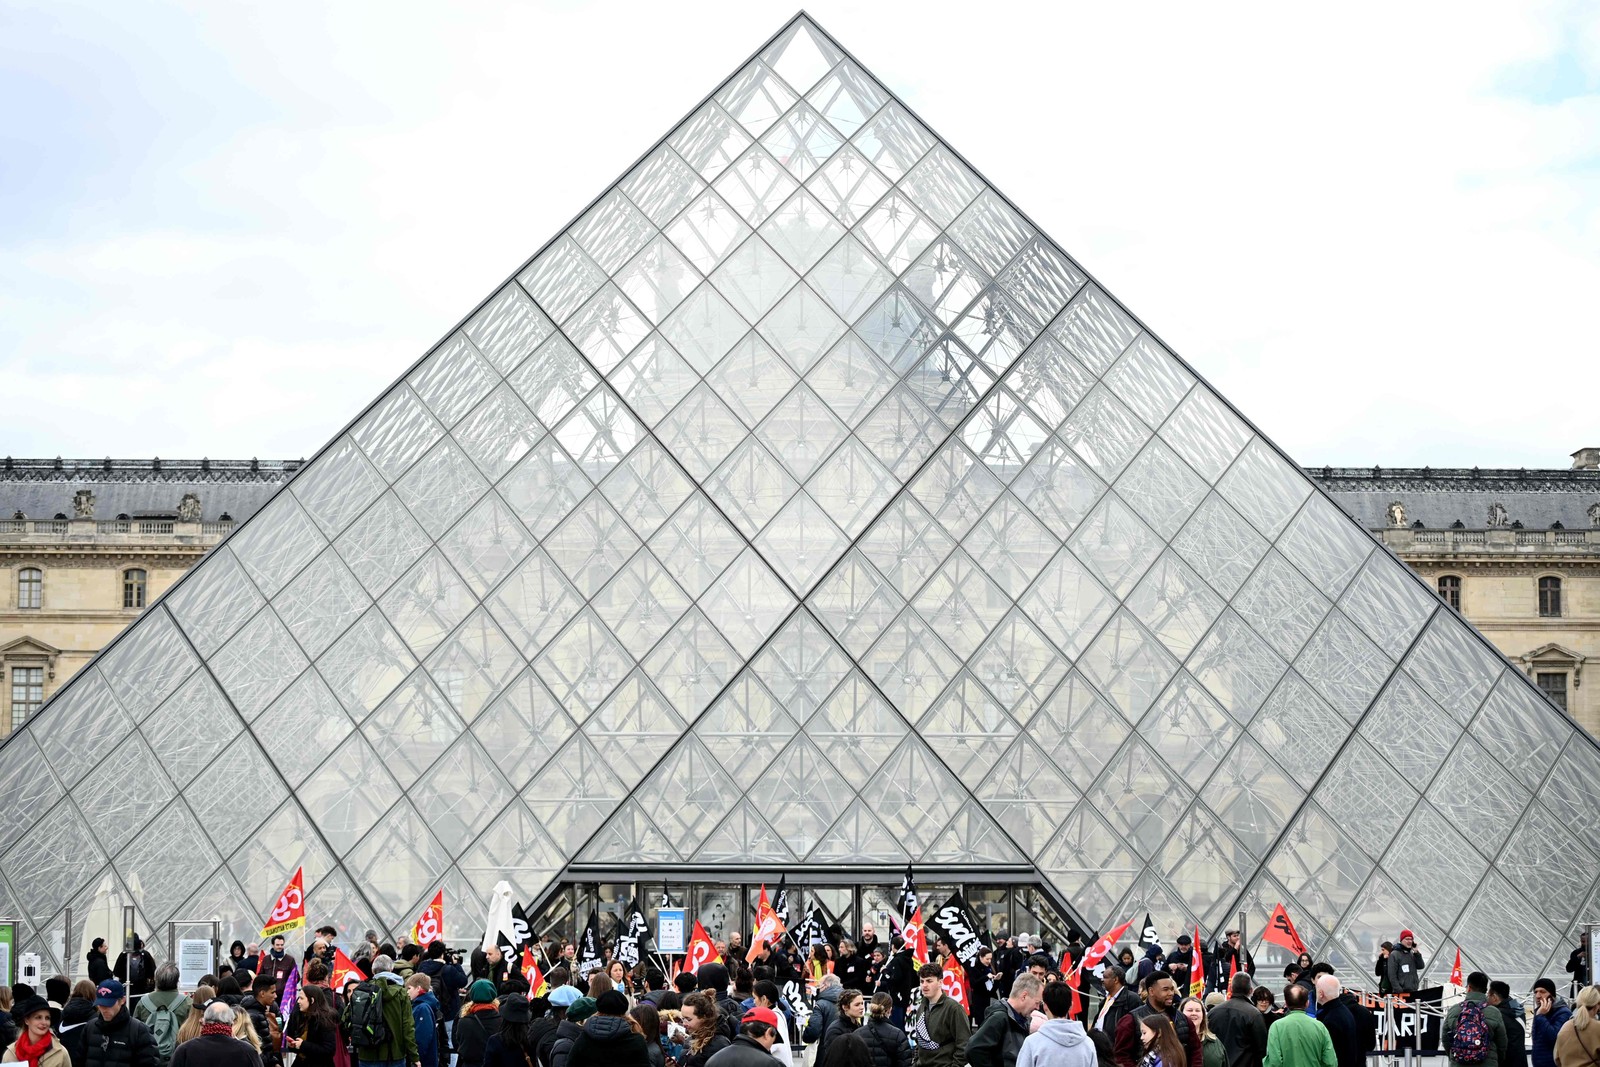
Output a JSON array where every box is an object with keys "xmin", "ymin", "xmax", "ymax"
[{"xmin": 1531, "ymin": 980, "xmax": 1572, "ymax": 1067}]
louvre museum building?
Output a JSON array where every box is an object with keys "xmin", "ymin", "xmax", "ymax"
[{"xmin": 4, "ymin": 15, "xmax": 1596, "ymax": 990}]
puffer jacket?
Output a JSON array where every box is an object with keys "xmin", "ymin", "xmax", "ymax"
[
  {"xmin": 83, "ymin": 1008, "xmax": 158, "ymax": 1067},
  {"xmin": 456, "ymin": 1005, "xmax": 503, "ymax": 1067},
  {"xmin": 858, "ymin": 1018, "xmax": 908, "ymax": 1067},
  {"xmin": 60, "ymin": 996, "xmax": 98, "ymax": 1067},
  {"xmin": 567, "ymin": 1016, "xmax": 650, "ymax": 1067},
  {"xmin": 804, "ymin": 987, "xmax": 841, "ymax": 1050}
]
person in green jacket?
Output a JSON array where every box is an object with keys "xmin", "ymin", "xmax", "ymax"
[
  {"xmin": 343, "ymin": 956, "xmax": 420, "ymax": 1067},
  {"xmin": 1264, "ymin": 986, "xmax": 1335, "ymax": 1067},
  {"xmin": 1444, "ymin": 972, "xmax": 1508, "ymax": 1067},
  {"xmin": 912, "ymin": 964, "xmax": 968, "ymax": 1067}
]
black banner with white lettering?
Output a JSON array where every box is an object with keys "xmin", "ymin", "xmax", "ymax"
[
  {"xmin": 925, "ymin": 891, "xmax": 986, "ymax": 969},
  {"xmin": 577, "ymin": 910, "xmax": 603, "ymax": 979}
]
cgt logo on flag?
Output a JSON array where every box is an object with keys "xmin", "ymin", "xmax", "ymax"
[
  {"xmin": 684, "ymin": 920, "xmax": 717, "ymax": 976},
  {"xmin": 261, "ymin": 867, "xmax": 306, "ymax": 939},
  {"xmin": 412, "ymin": 891, "xmax": 444, "ymax": 947}
]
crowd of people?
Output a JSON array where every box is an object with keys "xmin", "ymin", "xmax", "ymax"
[{"xmin": 4, "ymin": 924, "xmax": 1595, "ymax": 1067}]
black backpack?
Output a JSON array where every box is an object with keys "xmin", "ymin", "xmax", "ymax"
[{"xmin": 346, "ymin": 981, "xmax": 391, "ymax": 1050}]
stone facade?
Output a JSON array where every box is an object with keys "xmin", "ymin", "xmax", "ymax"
[
  {"xmin": 0, "ymin": 459, "xmax": 295, "ymax": 735},
  {"xmin": 1310, "ymin": 453, "xmax": 1600, "ymax": 738}
]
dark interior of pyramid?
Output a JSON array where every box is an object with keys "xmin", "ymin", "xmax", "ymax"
[{"xmin": 3, "ymin": 13, "xmax": 1596, "ymax": 990}]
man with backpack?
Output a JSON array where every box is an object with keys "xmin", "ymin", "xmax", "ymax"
[
  {"xmin": 342, "ymin": 955, "xmax": 418, "ymax": 1067},
  {"xmin": 1444, "ymin": 972, "xmax": 1508, "ymax": 1067},
  {"xmin": 134, "ymin": 964, "xmax": 191, "ymax": 1067},
  {"xmin": 405, "ymin": 976, "xmax": 444, "ymax": 1067}
]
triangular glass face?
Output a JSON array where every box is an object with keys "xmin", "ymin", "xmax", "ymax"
[{"xmin": 9, "ymin": 14, "xmax": 1599, "ymax": 988}]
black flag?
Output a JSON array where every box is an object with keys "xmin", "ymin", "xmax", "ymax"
[
  {"xmin": 898, "ymin": 865, "xmax": 918, "ymax": 925},
  {"xmin": 577, "ymin": 910, "xmax": 603, "ymax": 979},
  {"xmin": 496, "ymin": 901, "xmax": 533, "ymax": 959},
  {"xmin": 773, "ymin": 876, "xmax": 791, "ymax": 932},
  {"xmin": 1139, "ymin": 913, "xmax": 1159, "ymax": 949},
  {"xmin": 614, "ymin": 899, "xmax": 651, "ymax": 968},
  {"xmin": 797, "ymin": 905, "xmax": 825, "ymax": 949},
  {"xmin": 925, "ymin": 892, "xmax": 985, "ymax": 969}
]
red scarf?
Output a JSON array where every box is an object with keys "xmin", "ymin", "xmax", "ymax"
[
  {"xmin": 202, "ymin": 1022, "xmax": 235, "ymax": 1038},
  {"xmin": 14, "ymin": 1028, "xmax": 53, "ymax": 1064}
]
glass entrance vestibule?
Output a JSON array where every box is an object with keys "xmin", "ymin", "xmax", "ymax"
[{"xmin": 526, "ymin": 878, "xmax": 1085, "ymax": 954}]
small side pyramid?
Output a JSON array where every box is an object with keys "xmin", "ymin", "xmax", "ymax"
[{"xmin": 3, "ymin": 14, "xmax": 1596, "ymax": 987}]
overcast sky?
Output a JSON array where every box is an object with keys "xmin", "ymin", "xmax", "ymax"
[{"xmin": 3, "ymin": 0, "xmax": 1596, "ymax": 469}]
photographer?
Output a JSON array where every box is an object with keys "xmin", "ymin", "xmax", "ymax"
[{"xmin": 419, "ymin": 942, "xmax": 469, "ymax": 1046}]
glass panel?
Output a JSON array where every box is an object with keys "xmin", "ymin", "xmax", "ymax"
[
  {"xmin": 36, "ymin": 669, "xmax": 130, "ymax": 786},
  {"xmin": 809, "ymin": 798, "xmax": 910, "ymax": 863},
  {"xmin": 228, "ymin": 801, "xmax": 335, "ymax": 913},
  {"xmin": 1402, "ymin": 612, "xmax": 1504, "ymax": 721},
  {"xmin": 190, "ymin": 733, "xmax": 287, "ymax": 844},
  {"xmin": 334, "ymin": 491, "xmax": 434, "ymax": 597},
  {"xmin": 716, "ymin": 61, "xmax": 798, "ymax": 137},
  {"xmin": 465, "ymin": 283, "xmax": 555, "ymax": 374},
  {"xmin": 273, "ymin": 547, "xmax": 371, "ymax": 660},
  {"xmin": 1383, "ymin": 802, "xmax": 1487, "ymax": 929},
  {"xmin": 751, "ymin": 612, "xmax": 850, "ymax": 719},
  {"xmin": 1094, "ymin": 738, "xmax": 1192, "ymax": 858},
  {"xmin": 71, "ymin": 734, "xmax": 174, "ymax": 856},
  {"xmin": 424, "ymin": 607, "xmax": 523, "ymax": 723},
  {"xmin": 1171, "ymin": 493, "xmax": 1270, "ymax": 598},
  {"xmin": 1140, "ymin": 673, "xmax": 1238, "ymax": 778},
  {"xmin": 408, "ymin": 334, "xmax": 499, "ymax": 428},
  {"xmin": 576, "ymin": 798, "xmax": 681, "ymax": 864},
  {"xmin": 805, "ymin": 59, "xmax": 887, "ymax": 136},
  {"xmin": 710, "ymin": 234, "xmax": 800, "ymax": 323},
  {"xmin": 415, "ymin": 736, "xmax": 515, "ymax": 853},
  {"xmin": 909, "ymin": 442, "xmax": 1003, "ymax": 541},
  {"xmin": 377, "ymin": 549, "xmax": 477, "ymax": 658},
  {"xmin": 472, "ymin": 669, "xmax": 575, "ymax": 790},
  {"xmin": 1475, "ymin": 671, "xmax": 1569, "ymax": 793},
  {"xmin": 1253, "ymin": 670, "xmax": 1346, "ymax": 782},
  {"xmin": 542, "ymin": 494, "xmax": 641, "ymax": 598},
  {"xmin": 806, "ymin": 145, "xmax": 891, "ymax": 229},
  {"xmin": 1424, "ymin": 735, "xmax": 1526, "ymax": 857},
  {"xmin": 1358, "ymin": 672, "xmax": 1461, "ymax": 783},
  {"xmin": 1026, "ymin": 672, "xmax": 1127, "ymax": 780},
  {"xmin": 114, "ymin": 802, "xmax": 221, "ymax": 930},
  {"xmin": 921, "ymin": 799, "xmax": 1025, "ymax": 864},
  {"xmin": 586, "ymin": 672, "xmax": 684, "ymax": 787},
  {"xmin": 1293, "ymin": 609, "xmax": 1394, "ymax": 723},
  {"xmin": 346, "ymin": 801, "xmax": 453, "ymax": 925},
  {"xmin": 165, "ymin": 546, "xmax": 265, "ymax": 657},
  {"xmin": 1065, "ymin": 494, "xmax": 1163, "ymax": 597},
  {"xmin": 1264, "ymin": 803, "xmax": 1371, "ymax": 925},
  {"xmin": 621, "ymin": 144, "xmax": 706, "ymax": 226},
  {"xmin": 865, "ymin": 609, "xmax": 961, "ymax": 721},
  {"xmin": 563, "ymin": 283, "xmax": 651, "ymax": 375},
  {"xmin": 641, "ymin": 739, "xmax": 752, "ymax": 856},
  {"xmin": 523, "ymin": 734, "xmax": 630, "ymax": 856},
  {"xmin": 315, "ymin": 608, "xmax": 418, "ymax": 718},
  {"xmin": 856, "ymin": 191, "xmax": 938, "ymax": 272},
  {"xmin": 459, "ymin": 800, "xmax": 564, "ymax": 906},
  {"xmin": 646, "ymin": 493, "xmax": 743, "ymax": 599},
  {"xmin": 570, "ymin": 188, "xmax": 656, "ymax": 274},
  {"xmin": 695, "ymin": 673, "xmax": 800, "ymax": 789},
  {"xmin": 857, "ymin": 737, "xmax": 965, "ymax": 856},
  {"xmin": 974, "ymin": 736, "xmax": 1077, "ymax": 854},
  {"xmin": 1104, "ymin": 335, "xmax": 1194, "ymax": 427},
  {"xmin": 700, "ymin": 548, "xmax": 796, "ymax": 658},
  {"xmin": 948, "ymin": 190, "xmax": 1033, "ymax": 275},
  {"xmin": 452, "ymin": 385, "xmax": 543, "ymax": 480},
  {"xmin": 1114, "ymin": 438, "xmax": 1210, "ymax": 541},
  {"xmin": 516, "ymin": 234, "xmax": 607, "ymax": 322},
  {"xmin": 639, "ymin": 609, "xmax": 739, "ymax": 722},
  {"xmin": 1186, "ymin": 609, "xmax": 1288, "ymax": 720},
  {"xmin": 140, "ymin": 672, "xmax": 240, "ymax": 790},
  {"xmin": 486, "ymin": 547, "xmax": 584, "ymax": 657},
  {"xmin": 1160, "ymin": 807, "xmax": 1252, "ymax": 929},
  {"xmin": 1202, "ymin": 734, "xmax": 1304, "ymax": 857},
  {"xmin": 253, "ymin": 670, "xmax": 354, "ymax": 788},
  {"xmin": 660, "ymin": 282, "xmax": 751, "ymax": 375},
  {"xmin": 1336, "ymin": 552, "xmax": 1436, "ymax": 652},
  {"xmin": 961, "ymin": 492, "xmax": 1057, "ymax": 600},
  {"xmin": 857, "ymin": 384, "xmax": 943, "ymax": 480},
  {"xmin": 850, "ymin": 104, "xmax": 933, "ymax": 181},
  {"xmin": 1314, "ymin": 736, "xmax": 1417, "ymax": 861},
  {"xmin": 761, "ymin": 18, "xmax": 844, "ymax": 95},
  {"xmin": 1499, "ymin": 802, "xmax": 1600, "ymax": 918},
  {"xmin": 757, "ymin": 281, "xmax": 848, "ymax": 374},
  {"xmin": 533, "ymin": 608, "xmax": 634, "ymax": 721},
  {"xmin": 591, "ymin": 550, "xmax": 693, "ymax": 659},
  {"xmin": 917, "ymin": 673, "xmax": 1018, "ymax": 776},
  {"xmin": 692, "ymin": 799, "xmax": 795, "ymax": 862},
  {"xmin": 97, "ymin": 606, "xmax": 199, "ymax": 721},
  {"xmin": 610, "ymin": 334, "xmax": 699, "ymax": 427},
  {"xmin": 289, "ymin": 436, "xmax": 387, "ymax": 537},
  {"xmin": 1078, "ymin": 611, "xmax": 1179, "ymax": 722},
  {"xmin": 498, "ymin": 435, "xmax": 593, "ymax": 540},
  {"xmin": 805, "ymin": 435, "xmax": 896, "ymax": 539},
  {"xmin": 0, "ymin": 736, "xmax": 61, "ymax": 857},
  {"xmin": 1275, "ymin": 493, "xmax": 1376, "ymax": 599},
  {"xmin": 757, "ymin": 385, "xmax": 847, "ymax": 481},
  {"xmin": 351, "ymin": 385, "xmax": 444, "ymax": 482},
  {"xmin": 1, "ymin": 799, "xmax": 106, "ymax": 927},
  {"xmin": 761, "ymin": 102, "xmax": 845, "ymax": 180},
  {"xmin": 911, "ymin": 548, "xmax": 1011, "ymax": 659},
  {"xmin": 1233, "ymin": 550, "xmax": 1330, "ymax": 660},
  {"xmin": 1126, "ymin": 551, "xmax": 1225, "ymax": 661},
  {"xmin": 808, "ymin": 550, "xmax": 905, "ymax": 658},
  {"xmin": 437, "ymin": 490, "xmax": 536, "ymax": 596},
  {"xmin": 506, "ymin": 334, "xmax": 598, "ymax": 427}
]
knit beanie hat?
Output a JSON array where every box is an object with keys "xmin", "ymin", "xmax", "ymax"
[
  {"xmin": 567, "ymin": 996, "xmax": 598, "ymax": 1022},
  {"xmin": 469, "ymin": 979, "xmax": 498, "ymax": 1004}
]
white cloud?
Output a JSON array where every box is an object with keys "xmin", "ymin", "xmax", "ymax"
[{"xmin": 1, "ymin": 0, "xmax": 1596, "ymax": 468}]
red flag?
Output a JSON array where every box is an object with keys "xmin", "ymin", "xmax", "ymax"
[
  {"xmin": 1190, "ymin": 926, "xmax": 1204, "ymax": 997},
  {"xmin": 331, "ymin": 947, "xmax": 362, "ymax": 988},
  {"xmin": 411, "ymin": 890, "xmax": 444, "ymax": 947},
  {"xmin": 1065, "ymin": 966, "xmax": 1083, "ymax": 1019},
  {"xmin": 261, "ymin": 867, "xmax": 306, "ymax": 939},
  {"xmin": 1076, "ymin": 920, "xmax": 1134, "ymax": 975},
  {"xmin": 940, "ymin": 953, "xmax": 970, "ymax": 1014},
  {"xmin": 1449, "ymin": 948, "xmax": 1463, "ymax": 986},
  {"xmin": 903, "ymin": 905, "xmax": 928, "ymax": 964},
  {"xmin": 1229, "ymin": 953, "xmax": 1238, "ymax": 981},
  {"xmin": 748, "ymin": 885, "xmax": 787, "ymax": 963},
  {"xmin": 1059, "ymin": 950, "xmax": 1073, "ymax": 977},
  {"xmin": 522, "ymin": 946, "xmax": 547, "ymax": 996},
  {"xmin": 684, "ymin": 920, "xmax": 717, "ymax": 976},
  {"xmin": 1262, "ymin": 903, "xmax": 1308, "ymax": 956}
]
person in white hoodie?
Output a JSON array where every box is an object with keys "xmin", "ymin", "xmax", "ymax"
[{"xmin": 1017, "ymin": 983, "xmax": 1097, "ymax": 1067}]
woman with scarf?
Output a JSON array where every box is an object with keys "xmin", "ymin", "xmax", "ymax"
[{"xmin": 4, "ymin": 996, "xmax": 68, "ymax": 1067}]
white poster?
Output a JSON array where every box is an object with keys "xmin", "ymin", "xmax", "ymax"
[{"xmin": 178, "ymin": 939, "xmax": 214, "ymax": 991}]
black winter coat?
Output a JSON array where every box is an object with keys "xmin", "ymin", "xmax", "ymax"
[
  {"xmin": 87, "ymin": 952, "xmax": 115, "ymax": 984},
  {"xmin": 820, "ymin": 1018, "xmax": 862, "ymax": 1067},
  {"xmin": 61, "ymin": 997, "xmax": 98, "ymax": 1067},
  {"xmin": 567, "ymin": 1017, "xmax": 650, "ymax": 1067},
  {"xmin": 681, "ymin": 1034, "xmax": 730, "ymax": 1067},
  {"xmin": 456, "ymin": 1007, "xmax": 503, "ymax": 1067},
  {"xmin": 170, "ymin": 1034, "xmax": 264, "ymax": 1067},
  {"xmin": 545, "ymin": 1019, "xmax": 584, "ymax": 1067},
  {"xmin": 113, "ymin": 952, "xmax": 158, "ymax": 998},
  {"xmin": 968, "ymin": 1002, "xmax": 1029, "ymax": 1067},
  {"xmin": 836, "ymin": 955, "xmax": 871, "ymax": 993},
  {"xmin": 83, "ymin": 1008, "xmax": 159, "ymax": 1067},
  {"xmin": 237, "ymin": 1000, "xmax": 282, "ymax": 1067},
  {"xmin": 858, "ymin": 1018, "xmax": 908, "ymax": 1067}
]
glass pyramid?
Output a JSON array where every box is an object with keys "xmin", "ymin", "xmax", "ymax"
[{"xmin": 5, "ymin": 14, "xmax": 1597, "ymax": 988}]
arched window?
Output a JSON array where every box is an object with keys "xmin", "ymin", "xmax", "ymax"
[
  {"xmin": 123, "ymin": 568, "xmax": 147, "ymax": 609},
  {"xmin": 1538, "ymin": 576, "xmax": 1562, "ymax": 617},
  {"xmin": 16, "ymin": 568, "xmax": 41, "ymax": 610},
  {"xmin": 1437, "ymin": 575, "xmax": 1461, "ymax": 611}
]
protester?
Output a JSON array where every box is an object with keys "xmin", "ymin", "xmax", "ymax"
[
  {"xmin": 1566, "ymin": 937, "xmax": 1591, "ymax": 998},
  {"xmin": 629, "ymin": 1003, "xmax": 666, "ymax": 1067},
  {"xmin": 1212, "ymin": 934, "xmax": 1254, "ymax": 993},
  {"xmin": 486, "ymin": 998, "xmax": 543, "ymax": 1067},
  {"xmin": 84, "ymin": 980, "xmax": 159, "ymax": 1067},
  {"xmin": 1114, "ymin": 975, "xmax": 1199, "ymax": 1067},
  {"xmin": 912, "ymin": 963, "xmax": 967, "ymax": 1067},
  {"xmin": 1534, "ymin": 979, "xmax": 1573, "ymax": 1067},
  {"xmin": 1311, "ymin": 978, "xmax": 1360, "ymax": 1067},
  {"xmin": 542, "ymin": 989, "xmax": 586, "ymax": 1067},
  {"xmin": 705, "ymin": 1010, "xmax": 781, "ymax": 1067},
  {"xmin": 1372, "ymin": 946, "xmax": 1393, "ymax": 997},
  {"xmin": 1252, "ymin": 990, "xmax": 1281, "ymax": 1032},
  {"xmin": 1018, "ymin": 982, "xmax": 1096, "ymax": 1067},
  {"xmin": 173, "ymin": 987, "xmax": 216, "ymax": 1048},
  {"xmin": 821, "ymin": 990, "xmax": 865, "ymax": 1067},
  {"xmin": 1552, "ymin": 986, "xmax": 1598, "ymax": 1067},
  {"xmin": 132, "ymin": 964, "xmax": 190, "ymax": 1067},
  {"xmin": 169, "ymin": 1002, "xmax": 260, "ymax": 1067},
  {"xmin": 971, "ymin": 974, "xmax": 1045, "ymax": 1067},
  {"xmin": 837, "ymin": 943, "xmax": 870, "ymax": 995},
  {"xmin": 456, "ymin": 980, "xmax": 503, "ymax": 1067},
  {"xmin": 858, "ymin": 993, "xmax": 907, "ymax": 1067},
  {"xmin": 405, "ymin": 975, "xmax": 443, "ymax": 1067},
  {"xmin": 343, "ymin": 956, "xmax": 417, "ymax": 1067},
  {"xmin": 6, "ymin": 994, "xmax": 69, "ymax": 1067},
  {"xmin": 679, "ymin": 992, "xmax": 730, "ymax": 1067},
  {"xmin": 1386, "ymin": 935, "xmax": 1423, "ymax": 997},
  {"xmin": 1444, "ymin": 971, "xmax": 1508, "ymax": 1067},
  {"xmin": 114, "ymin": 940, "xmax": 159, "ymax": 1004},
  {"xmin": 1176, "ymin": 998, "xmax": 1223, "ymax": 1067},
  {"xmin": 285, "ymin": 986, "xmax": 337, "ymax": 1067},
  {"xmin": 1488, "ymin": 982, "xmax": 1527, "ymax": 1067},
  {"xmin": 1096, "ymin": 967, "xmax": 1140, "ymax": 1043},
  {"xmin": 1262, "ymin": 986, "xmax": 1332, "ymax": 1067},
  {"xmin": 805, "ymin": 975, "xmax": 843, "ymax": 1059},
  {"xmin": 88, "ymin": 942, "xmax": 116, "ymax": 985},
  {"xmin": 1140, "ymin": 1017, "xmax": 1188, "ymax": 1067},
  {"xmin": 237, "ymin": 977, "xmax": 282, "ymax": 1067},
  {"xmin": 567, "ymin": 991, "xmax": 648, "ymax": 1067}
]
